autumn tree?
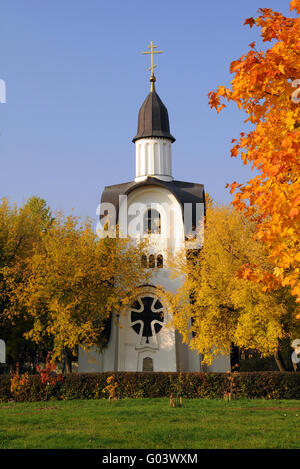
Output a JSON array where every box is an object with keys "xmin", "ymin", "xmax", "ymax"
[
  {"xmin": 169, "ymin": 203, "xmax": 299, "ymax": 369},
  {"xmin": 6, "ymin": 213, "xmax": 150, "ymax": 372},
  {"xmin": 208, "ymin": 1, "xmax": 300, "ymax": 307},
  {"xmin": 0, "ymin": 197, "xmax": 53, "ymax": 371}
]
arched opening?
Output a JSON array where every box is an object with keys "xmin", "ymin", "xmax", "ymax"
[
  {"xmin": 157, "ymin": 254, "xmax": 163, "ymax": 268},
  {"xmin": 143, "ymin": 356, "xmax": 154, "ymax": 371},
  {"xmin": 149, "ymin": 254, "xmax": 155, "ymax": 269},
  {"xmin": 141, "ymin": 254, "xmax": 147, "ymax": 268},
  {"xmin": 143, "ymin": 208, "xmax": 161, "ymax": 234}
]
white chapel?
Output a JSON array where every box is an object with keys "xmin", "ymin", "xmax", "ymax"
[{"xmin": 78, "ymin": 42, "xmax": 231, "ymax": 374}]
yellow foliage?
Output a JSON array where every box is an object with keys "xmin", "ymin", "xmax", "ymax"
[
  {"xmin": 169, "ymin": 204, "xmax": 298, "ymax": 365},
  {"xmin": 0, "ymin": 200, "xmax": 150, "ymax": 361}
]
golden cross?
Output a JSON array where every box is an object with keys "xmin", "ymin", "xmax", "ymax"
[{"xmin": 142, "ymin": 41, "xmax": 163, "ymax": 90}]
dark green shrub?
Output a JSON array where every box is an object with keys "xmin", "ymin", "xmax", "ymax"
[
  {"xmin": 0, "ymin": 375, "xmax": 11, "ymax": 401},
  {"xmin": 0, "ymin": 371, "xmax": 300, "ymax": 402}
]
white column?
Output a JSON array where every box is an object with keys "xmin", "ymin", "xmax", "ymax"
[{"xmin": 135, "ymin": 138, "xmax": 173, "ymax": 182}]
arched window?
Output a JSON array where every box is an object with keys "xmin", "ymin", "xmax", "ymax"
[
  {"xmin": 143, "ymin": 357, "xmax": 153, "ymax": 371},
  {"xmin": 149, "ymin": 254, "xmax": 155, "ymax": 269},
  {"xmin": 157, "ymin": 254, "xmax": 163, "ymax": 268},
  {"xmin": 143, "ymin": 209, "xmax": 161, "ymax": 234},
  {"xmin": 142, "ymin": 254, "xmax": 164, "ymax": 269},
  {"xmin": 141, "ymin": 254, "xmax": 147, "ymax": 268}
]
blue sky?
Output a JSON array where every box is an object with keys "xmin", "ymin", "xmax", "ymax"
[{"xmin": 0, "ymin": 0, "xmax": 294, "ymax": 222}]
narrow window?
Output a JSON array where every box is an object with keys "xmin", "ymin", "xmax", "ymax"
[
  {"xmin": 141, "ymin": 254, "xmax": 147, "ymax": 268},
  {"xmin": 149, "ymin": 254, "xmax": 155, "ymax": 268},
  {"xmin": 143, "ymin": 357, "xmax": 153, "ymax": 371},
  {"xmin": 157, "ymin": 254, "xmax": 163, "ymax": 268},
  {"xmin": 143, "ymin": 209, "xmax": 161, "ymax": 234}
]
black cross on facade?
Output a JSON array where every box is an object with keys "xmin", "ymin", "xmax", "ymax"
[{"xmin": 131, "ymin": 296, "xmax": 164, "ymax": 343}]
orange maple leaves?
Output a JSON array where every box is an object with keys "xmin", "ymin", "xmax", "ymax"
[
  {"xmin": 209, "ymin": 1, "xmax": 300, "ymax": 310},
  {"xmin": 244, "ymin": 17, "xmax": 256, "ymax": 28},
  {"xmin": 290, "ymin": 0, "xmax": 300, "ymax": 14}
]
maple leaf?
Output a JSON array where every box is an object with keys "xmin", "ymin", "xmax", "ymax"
[
  {"xmin": 218, "ymin": 85, "xmax": 227, "ymax": 96},
  {"xmin": 229, "ymin": 182, "xmax": 241, "ymax": 194},
  {"xmin": 230, "ymin": 60, "xmax": 242, "ymax": 73},
  {"xmin": 230, "ymin": 145, "xmax": 240, "ymax": 157},
  {"xmin": 244, "ymin": 17, "xmax": 256, "ymax": 28},
  {"xmin": 217, "ymin": 103, "xmax": 226, "ymax": 114}
]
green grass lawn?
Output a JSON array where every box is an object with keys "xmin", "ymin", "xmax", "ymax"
[{"xmin": 0, "ymin": 398, "xmax": 299, "ymax": 449}]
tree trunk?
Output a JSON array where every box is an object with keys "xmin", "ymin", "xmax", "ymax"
[
  {"xmin": 63, "ymin": 349, "xmax": 73, "ymax": 374},
  {"xmin": 230, "ymin": 344, "xmax": 240, "ymax": 372},
  {"xmin": 292, "ymin": 361, "xmax": 298, "ymax": 372},
  {"xmin": 274, "ymin": 348, "xmax": 286, "ymax": 371}
]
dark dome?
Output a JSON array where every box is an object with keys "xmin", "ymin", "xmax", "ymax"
[{"xmin": 132, "ymin": 90, "xmax": 175, "ymax": 143}]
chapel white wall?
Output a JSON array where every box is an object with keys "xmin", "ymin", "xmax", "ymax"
[
  {"xmin": 78, "ymin": 184, "xmax": 230, "ymax": 374},
  {"xmin": 135, "ymin": 138, "xmax": 173, "ymax": 182}
]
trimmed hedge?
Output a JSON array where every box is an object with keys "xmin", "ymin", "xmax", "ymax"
[{"xmin": 1, "ymin": 371, "xmax": 300, "ymax": 402}]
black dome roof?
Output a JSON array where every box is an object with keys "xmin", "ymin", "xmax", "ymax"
[{"xmin": 132, "ymin": 90, "xmax": 175, "ymax": 143}]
